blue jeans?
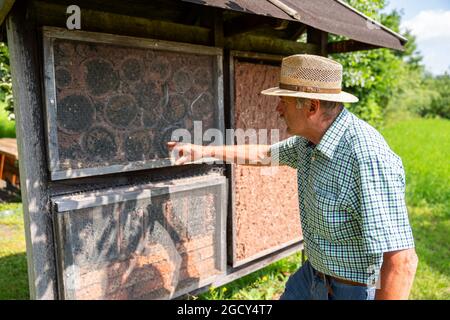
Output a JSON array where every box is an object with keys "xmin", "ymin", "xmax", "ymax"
[{"xmin": 280, "ymin": 261, "xmax": 376, "ymax": 300}]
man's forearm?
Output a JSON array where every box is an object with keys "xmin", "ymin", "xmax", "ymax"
[
  {"xmin": 375, "ymin": 249, "xmax": 418, "ymax": 300},
  {"xmin": 202, "ymin": 145, "xmax": 271, "ymax": 165}
]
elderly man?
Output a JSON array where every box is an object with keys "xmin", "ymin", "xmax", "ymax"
[{"xmin": 167, "ymin": 54, "xmax": 418, "ymax": 300}]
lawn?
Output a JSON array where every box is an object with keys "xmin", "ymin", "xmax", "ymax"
[
  {"xmin": 0, "ymin": 118, "xmax": 448, "ymax": 300},
  {"xmin": 0, "ymin": 202, "xmax": 28, "ymax": 300},
  {"xmin": 0, "ymin": 101, "xmax": 15, "ymax": 138},
  {"xmin": 380, "ymin": 118, "xmax": 450, "ymax": 300}
]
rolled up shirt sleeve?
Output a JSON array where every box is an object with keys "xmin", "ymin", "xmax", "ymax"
[
  {"xmin": 355, "ymin": 154, "xmax": 415, "ymax": 254},
  {"xmin": 269, "ymin": 136, "xmax": 302, "ymax": 168}
]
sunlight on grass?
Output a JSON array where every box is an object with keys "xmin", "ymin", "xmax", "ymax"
[
  {"xmin": 382, "ymin": 119, "xmax": 450, "ymax": 300},
  {"xmin": 0, "ymin": 203, "xmax": 29, "ymax": 299},
  {"xmin": 0, "ymin": 101, "xmax": 16, "ymax": 138},
  {"xmin": 195, "ymin": 253, "xmax": 302, "ymax": 300}
]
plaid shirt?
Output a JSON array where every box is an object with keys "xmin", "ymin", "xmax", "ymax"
[{"xmin": 270, "ymin": 108, "xmax": 415, "ymax": 285}]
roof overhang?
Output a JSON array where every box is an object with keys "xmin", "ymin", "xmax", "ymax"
[
  {"xmin": 0, "ymin": 0, "xmax": 406, "ymax": 52},
  {"xmin": 182, "ymin": 0, "xmax": 407, "ymax": 51}
]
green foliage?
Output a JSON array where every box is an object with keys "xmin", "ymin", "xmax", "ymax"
[
  {"xmin": 332, "ymin": 1, "xmax": 424, "ymax": 128},
  {"xmin": 0, "ymin": 42, "xmax": 13, "ymax": 120},
  {"xmin": 0, "ymin": 100, "xmax": 16, "ymax": 137},
  {"xmin": 418, "ymin": 74, "xmax": 450, "ymax": 119},
  {"xmin": 333, "ymin": 47, "xmax": 404, "ymax": 127}
]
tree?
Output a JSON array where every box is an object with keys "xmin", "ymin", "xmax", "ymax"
[
  {"xmin": 331, "ymin": 0, "xmax": 424, "ymax": 127},
  {"xmin": 418, "ymin": 73, "xmax": 450, "ymax": 119},
  {"xmin": 0, "ymin": 42, "xmax": 13, "ymax": 120}
]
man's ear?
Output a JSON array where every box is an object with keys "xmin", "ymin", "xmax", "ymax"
[{"xmin": 309, "ymin": 99, "xmax": 320, "ymax": 114}]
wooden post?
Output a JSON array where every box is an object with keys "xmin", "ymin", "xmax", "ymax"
[
  {"xmin": 6, "ymin": 1, "xmax": 57, "ymax": 299},
  {"xmin": 0, "ymin": 154, "xmax": 5, "ymax": 180},
  {"xmin": 212, "ymin": 8, "xmax": 224, "ymax": 47},
  {"xmin": 307, "ymin": 27, "xmax": 328, "ymax": 56}
]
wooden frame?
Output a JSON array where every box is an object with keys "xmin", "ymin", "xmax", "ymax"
[
  {"xmin": 52, "ymin": 174, "xmax": 228, "ymax": 300},
  {"xmin": 185, "ymin": 240, "xmax": 304, "ymax": 298},
  {"xmin": 227, "ymin": 51, "xmax": 303, "ymax": 268},
  {"xmin": 42, "ymin": 26, "xmax": 225, "ymax": 180}
]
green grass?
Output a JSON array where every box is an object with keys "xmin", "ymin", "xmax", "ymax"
[
  {"xmin": 0, "ymin": 101, "xmax": 16, "ymax": 138},
  {"xmin": 194, "ymin": 253, "xmax": 302, "ymax": 300},
  {"xmin": 0, "ymin": 202, "xmax": 28, "ymax": 299},
  {"xmin": 381, "ymin": 118, "xmax": 450, "ymax": 300},
  {"xmin": 0, "ymin": 118, "xmax": 448, "ymax": 300}
]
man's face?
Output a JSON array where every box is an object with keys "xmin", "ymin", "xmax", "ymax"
[{"xmin": 275, "ymin": 96, "xmax": 309, "ymax": 135}]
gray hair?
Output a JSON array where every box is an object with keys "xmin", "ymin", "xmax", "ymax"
[{"xmin": 296, "ymin": 98, "xmax": 342, "ymax": 112}]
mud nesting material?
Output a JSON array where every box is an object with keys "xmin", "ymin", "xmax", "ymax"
[{"xmin": 232, "ymin": 60, "xmax": 302, "ymax": 266}]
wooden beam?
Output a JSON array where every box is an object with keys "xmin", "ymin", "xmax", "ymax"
[
  {"xmin": 35, "ymin": 0, "xmax": 187, "ymax": 24},
  {"xmin": 185, "ymin": 241, "xmax": 304, "ymax": 298},
  {"xmin": 225, "ymin": 34, "xmax": 319, "ymax": 56},
  {"xmin": 34, "ymin": 1, "xmax": 212, "ymax": 46},
  {"xmin": 6, "ymin": 0, "xmax": 57, "ymax": 299},
  {"xmin": 224, "ymin": 14, "xmax": 271, "ymax": 38},
  {"xmin": 213, "ymin": 8, "xmax": 224, "ymax": 47},
  {"xmin": 307, "ymin": 27, "xmax": 328, "ymax": 56},
  {"xmin": 289, "ymin": 24, "xmax": 307, "ymax": 41},
  {"xmin": 327, "ymin": 39, "xmax": 379, "ymax": 54}
]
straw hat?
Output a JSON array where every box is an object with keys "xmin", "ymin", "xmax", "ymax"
[{"xmin": 261, "ymin": 54, "xmax": 358, "ymax": 103}]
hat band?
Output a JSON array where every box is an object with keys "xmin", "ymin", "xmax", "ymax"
[{"xmin": 279, "ymin": 83, "xmax": 341, "ymax": 94}]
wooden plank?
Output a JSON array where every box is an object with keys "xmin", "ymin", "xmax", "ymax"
[
  {"xmin": 327, "ymin": 39, "xmax": 379, "ymax": 54},
  {"xmin": 231, "ymin": 50, "xmax": 284, "ymax": 63},
  {"xmin": 6, "ymin": 0, "xmax": 57, "ymax": 299},
  {"xmin": 52, "ymin": 204, "xmax": 67, "ymax": 300},
  {"xmin": 225, "ymin": 34, "xmax": 319, "ymax": 56},
  {"xmin": 224, "ymin": 15, "xmax": 271, "ymax": 38},
  {"xmin": 307, "ymin": 27, "xmax": 328, "ymax": 56},
  {"xmin": 0, "ymin": 154, "xmax": 5, "ymax": 180},
  {"xmin": 42, "ymin": 26, "xmax": 221, "ymax": 56},
  {"xmin": 53, "ymin": 175, "xmax": 226, "ymax": 212},
  {"xmin": 289, "ymin": 24, "xmax": 307, "ymax": 41},
  {"xmin": 217, "ymin": 241, "xmax": 303, "ymax": 287},
  {"xmin": 43, "ymin": 0, "xmax": 190, "ymax": 25},
  {"xmin": 0, "ymin": 138, "xmax": 18, "ymax": 158},
  {"xmin": 34, "ymin": 1, "xmax": 212, "ymax": 46},
  {"xmin": 225, "ymin": 54, "xmax": 236, "ymax": 266},
  {"xmin": 212, "ymin": 8, "xmax": 224, "ymax": 47},
  {"xmin": 231, "ymin": 237, "xmax": 302, "ymax": 268},
  {"xmin": 185, "ymin": 241, "xmax": 304, "ymax": 297}
]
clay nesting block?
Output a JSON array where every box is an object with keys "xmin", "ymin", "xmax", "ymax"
[
  {"xmin": 52, "ymin": 174, "xmax": 227, "ymax": 300},
  {"xmin": 44, "ymin": 30, "xmax": 223, "ymax": 180},
  {"xmin": 231, "ymin": 60, "xmax": 302, "ymax": 267}
]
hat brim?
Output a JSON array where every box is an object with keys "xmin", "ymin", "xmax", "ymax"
[{"xmin": 261, "ymin": 87, "xmax": 359, "ymax": 103}]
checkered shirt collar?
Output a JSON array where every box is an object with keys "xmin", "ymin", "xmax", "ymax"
[{"xmin": 315, "ymin": 107, "xmax": 352, "ymax": 159}]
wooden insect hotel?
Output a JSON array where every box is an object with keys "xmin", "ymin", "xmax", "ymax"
[{"xmin": 0, "ymin": 0, "xmax": 406, "ymax": 299}]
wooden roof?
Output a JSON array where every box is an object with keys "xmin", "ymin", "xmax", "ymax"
[{"xmin": 183, "ymin": 0, "xmax": 407, "ymax": 51}]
